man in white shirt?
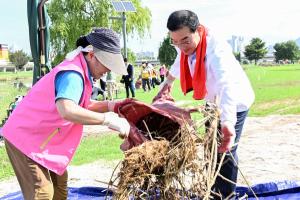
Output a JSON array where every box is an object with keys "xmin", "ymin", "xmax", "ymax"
[{"xmin": 160, "ymin": 10, "xmax": 255, "ymax": 199}]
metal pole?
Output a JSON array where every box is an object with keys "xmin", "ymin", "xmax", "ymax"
[
  {"xmin": 38, "ymin": 0, "xmax": 48, "ymax": 78},
  {"xmin": 122, "ymin": 12, "xmax": 127, "ymax": 58}
]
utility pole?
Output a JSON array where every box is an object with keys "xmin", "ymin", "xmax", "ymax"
[
  {"xmin": 109, "ymin": 13, "xmax": 127, "ymax": 58},
  {"xmin": 110, "ymin": 1, "xmax": 136, "ymax": 58}
]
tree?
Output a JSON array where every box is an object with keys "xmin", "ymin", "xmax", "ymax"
[
  {"xmin": 233, "ymin": 52, "xmax": 241, "ymax": 63},
  {"xmin": 158, "ymin": 35, "xmax": 177, "ymax": 67},
  {"xmin": 273, "ymin": 41, "xmax": 300, "ymax": 63},
  {"xmin": 244, "ymin": 38, "xmax": 268, "ymax": 65},
  {"xmin": 48, "ymin": 0, "xmax": 151, "ymax": 65},
  {"xmin": 9, "ymin": 50, "xmax": 30, "ymax": 70},
  {"xmin": 121, "ymin": 48, "xmax": 136, "ymax": 64}
]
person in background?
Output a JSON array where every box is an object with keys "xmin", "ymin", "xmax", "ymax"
[
  {"xmin": 122, "ymin": 58, "xmax": 135, "ymax": 98},
  {"xmin": 99, "ymin": 73, "xmax": 107, "ymax": 99},
  {"xmin": 159, "ymin": 64, "xmax": 167, "ymax": 83},
  {"xmin": 106, "ymin": 71, "xmax": 117, "ymax": 100},
  {"xmin": 159, "ymin": 10, "xmax": 255, "ymax": 199},
  {"xmin": 141, "ymin": 62, "xmax": 151, "ymax": 92},
  {"xmin": 150, "ymin": 68, "xmax": 158, "ymax": 89},
  {"xmin": 135, "ymin": 74, "xmax": 142, "ymax": 90},
  {"xmin": 91, "ymin": 78, "xmax": 104, "ymax": 100},
  {"xmin": 2, "ymin": 27, "xmax": 130, "ymax": 200},
  {"xmin": 145, "ymin": 61, "xmax": 153, "ymax": 87}
]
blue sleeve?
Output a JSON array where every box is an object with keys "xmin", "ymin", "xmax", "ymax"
[{"xmin": 55, "ymin": 71, "xmax": 84, "ymax": 104}]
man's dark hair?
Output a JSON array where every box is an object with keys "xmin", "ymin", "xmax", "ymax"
[
  {"xmin": 167, "ymin": 10, "xmax": 200, "ymax": 32},
  {"xmin": 124, "ymin": 57, "xmax": 128, "ymax": 62}
]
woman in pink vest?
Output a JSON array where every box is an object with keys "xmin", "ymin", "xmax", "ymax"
[
  {"xmin": 159, "ymin": 64, "xmax": 167, "ymax": 83},
  {"xmin": 2, "ymin": 28, "xmax": 129, "ymax": 199}
]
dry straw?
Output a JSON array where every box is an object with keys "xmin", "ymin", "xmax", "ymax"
[{"xmin": 106, "ymin": 102, "xmax": 226, "ymax": 200}]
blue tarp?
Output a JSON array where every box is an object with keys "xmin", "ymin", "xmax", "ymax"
[
  {"xmin": 1, "ymin": 181, "xmax": 300, "ymax": 199},
  {"xmin": 236, "ymin": 180, "xmax": 300, "ymax": 199},
  {"xmin": 0, "ymin": 187, "xmax": 113, "ymax": 200}
]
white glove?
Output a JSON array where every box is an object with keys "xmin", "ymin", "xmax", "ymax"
[{"xmin": 103, "ymin": 112, "xmax": 130, "ymax": 138}]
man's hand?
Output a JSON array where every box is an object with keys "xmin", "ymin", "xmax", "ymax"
[
  {"xmin": 158, "ymin": 75, "xmax": 175, "ymax": 92},
  {"xmin": 103, "ymin": 112, "xmax": 130, "ymax": 138},
  {"xmin": 218, "ymin": 121, "xmax": 236, "ymax": 153}
]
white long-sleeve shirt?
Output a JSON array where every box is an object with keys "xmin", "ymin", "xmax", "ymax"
[{"xmin": 169, "ymin": 29, "xmax": 255, "ymax": 126}]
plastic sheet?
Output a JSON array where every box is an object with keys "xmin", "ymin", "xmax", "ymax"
[
  {"xmin": 1, "ymin": 181, "xmax": 300, "ymax": 200},
  {"xmin": 236, "ymin": 180, "xmax": 300, "ymax": 199}
]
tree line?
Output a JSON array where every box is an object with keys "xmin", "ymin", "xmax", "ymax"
[
  {"xmin": 243, "ymin": 38, "xmax": 300, "ymax": 65},
  {"xmin": 7, "ymin": 1, "xmax": 300, "ymax": 69},
  {"xmin": 9, "ymin": 34, "xmax": 300, "ymax": 70},
  {"xmin": 7, "ymin": 0, "xmax": 151, "ymax": 70}
]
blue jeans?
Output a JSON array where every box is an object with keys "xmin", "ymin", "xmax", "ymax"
[
  {"xmin": 125, "ymin": 81, "xmax": 135, "ymax": 98},
  {"xmin": 213, "ymin": 110, "xmax": 249, "ymax": 199},
  {"xmin": 142, "ymin": 79, "xmax": 151, "ymax": 92}
]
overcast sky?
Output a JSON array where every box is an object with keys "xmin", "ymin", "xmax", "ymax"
[{"xmin": 1, "ymin": 0, "xmax": 300, "ymax": 56}]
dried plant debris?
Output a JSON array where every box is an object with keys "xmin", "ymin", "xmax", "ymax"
[{"xmin": 111, "ymin": 103, "xmax": 220, "ymax": 200}]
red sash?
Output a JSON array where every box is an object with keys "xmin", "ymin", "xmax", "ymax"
[{"xmin": 180, "ymin": 25, "xmax": 207, "ymax": 100}]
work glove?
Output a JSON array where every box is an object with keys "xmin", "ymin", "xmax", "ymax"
[
  {"xmin": 218, "ymin": 121, "xmax": 236, "ymax": 153},
  {"xmin": 103, "ymin": 112, "xmax": 130, "ymax": 138},
  {"xmin": 107, "ymin": 99, "xmax": 132, "ymax": 113},
  {"xmin": 107, "ymin": 99, "xmax": 123, "ymax": 112}
]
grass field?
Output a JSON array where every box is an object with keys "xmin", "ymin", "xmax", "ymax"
[
  {"xmin": 0, "ymin": 71, "xmax": 32, "ymax": 81},
  {"xmin": 120, "ymin": 64, "xmax": 300, "ymax": 116},
  {"xmin": 1, "ymin": 64, "xmax": 300, "ymax": 180},
  {"xmin": 245, "ymin": 65, "xmax": 300, "ymax": 115}
]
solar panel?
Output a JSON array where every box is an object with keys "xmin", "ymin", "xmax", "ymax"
[
  {"xmin": 122, "ymin": 1, "xmax": 136, "ymax": 12},
  {"xmin": 111, "ymin": 1, "xmax": 136, "ymax": 12},
  {"xmin": 111, "ymin": 1, "xmax": 126, "ymax": 12}
]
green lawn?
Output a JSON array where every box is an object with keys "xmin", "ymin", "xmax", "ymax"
[
  {"xmin": 0, "ymin": 71, "xmax": 32, "ymax": 81},
  {"xmin": 1, "ymin": 64, "xmax": 300, "ymax": 180},
  {"xmin": 71, "ymin": 134, "xmax": 123, "ymax": 165},
  {"xmin": 0, "ymin": 145, "xmax": 15, "ymax": 181},
  {"xmin": 0, "ymin": 85, "xmax": 27, "ymax": 124},
  {"xmin": 2, "ymin": 65, "xmax": 300, "ymax": 119},
  {"xmin": 245, "ymin": 64, "xmax": 300, "ymax": 115},
  {"xmin": 0, "ymin": 71, "xmax": 32, "ymax": 122},
  {"xmin": 125, "ymin": 64, "xmax": 300, "ymax": 116}
]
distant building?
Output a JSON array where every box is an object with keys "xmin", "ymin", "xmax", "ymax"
[
  {"xmin": 266, "ymin": 45, "xmax": 275, "ymax": 56},
  {"xmin": 135, "ymin": 51, "xmax": 155, "ymax": 60},
  {"xmin": 0, "ymin": 44, "xmax": 9, "ymax": 65},
  {"xmin": 259, "ymin": 45, "xmax": 275, "ymax": 63},
  {"xmin": 228, "ymin": 35, "xmax": 244, "ymax": 53}
]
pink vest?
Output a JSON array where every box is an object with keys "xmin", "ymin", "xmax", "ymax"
[
  {"xmin": 2, "ymin": 53, "xmax": 92, "ymax": 175},
  {"xmin": 160, "ymin": 67, "xmax": 166, "ymax": 76}
]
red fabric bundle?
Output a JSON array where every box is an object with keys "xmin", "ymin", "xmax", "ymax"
[{"xmin": 114, "ymin": 85, "xmax": 196, "ymax": 151}]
